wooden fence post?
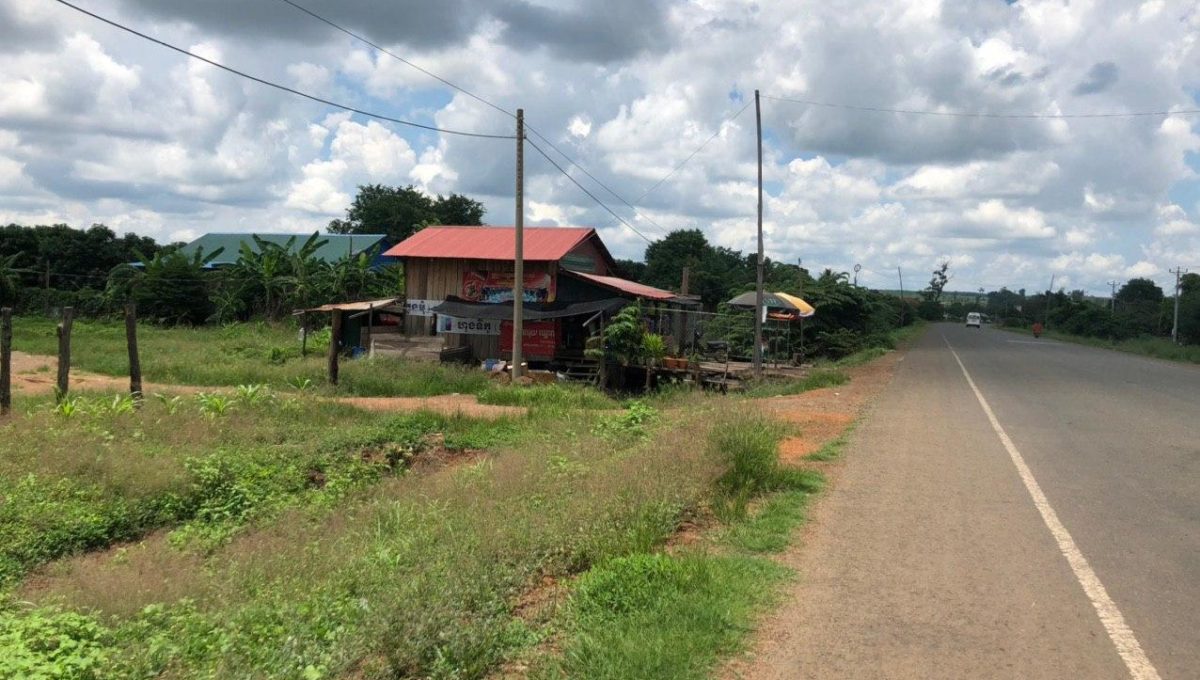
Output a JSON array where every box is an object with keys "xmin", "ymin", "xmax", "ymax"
[
  {"xmin": 125, "ymin": 303, "xmax": 143, "ymax": 405},
  {"xmin": 1, "ymin": 308, "xmax": 12, "ymax": 416},
  {"xmin": 56, "ymin": 306, "xmax": 73, "ymax": 402},
  {"xmin": 328, "ymin": 310, "xmax": 341, "ymax": 386}
]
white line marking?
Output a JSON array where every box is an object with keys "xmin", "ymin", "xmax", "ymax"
[{"xmin": 943, "ymin": 335, "xmax": 1161, "ymax": 680}]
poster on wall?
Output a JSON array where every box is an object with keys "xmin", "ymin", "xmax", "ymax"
[
  {"xmin": 500, "ymin": 320, "xmax": 559, "ymax": 358},
  {"xmin": 437, "ymin": 315, "xmax": 501, "ymax": 335},
  {"xmin": 462, "ymin": 270, "xmax": 555, "ymax": 303}
]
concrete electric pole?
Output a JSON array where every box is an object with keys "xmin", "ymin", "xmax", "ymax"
[
  {"xmin": 753, "ymin": 89, "xmax": 764, "ymax": 376},
  {"xmin": 512, "ymin": 108, "xmax": 525, "ymax": 378}
]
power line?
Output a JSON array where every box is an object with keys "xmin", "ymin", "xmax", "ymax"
[
  {"xmin": 273, "ymin": 0, "xmax": 674, "ymax": 236},
  {"xmin": 761, "ymin": 93, "xmax": 1200, "ymax": 119},
  {"xmin": 51, "ymin": 0, "xmax": 515, "ymax": 140},
  {"xmin": 635, "ymin": 99, "xmax": 754, "ymax": 203},
  {"xmin": 524, "ymin": 137, "xmax": 654, "ymax": 245}
]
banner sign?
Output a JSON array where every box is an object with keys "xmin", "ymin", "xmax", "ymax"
[
  {"xmin": 500, "ymin": 319, "xmax": 559, "ymax": 358},
  {"xmin": 463, "ymin": 270, "xmax": 555, "ymax": 303},
  {"xmin": 437, "ymin": 315, "xmax": 501, "ymax": 335},
  {"xmin": 404, "ymin": 299, "xmax": 442, "ymax": 317},
  {"xmin": 560, "ymin": 253, "xmax": 597, "ymax": 273}
]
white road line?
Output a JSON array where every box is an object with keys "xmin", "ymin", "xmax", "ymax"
[{"xmin": 943, "ymin": 335, "xmax": 1161, "ymax": 680}]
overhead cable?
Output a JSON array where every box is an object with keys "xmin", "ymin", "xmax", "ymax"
[
  {"xmin": 761, "ymin": 93, "xmax": 1200, "ymax": 119},
  {"xmin": 51, "ymin": 0, "xmax": 515, "ymax": 139},
  {"xmin": 635, "ymin": 99, "xmax": 753, "ymax": 203},
  {"xmin": 525, "ymin": 137, "xmax": 654, "ymax": 245},
  {"xmin": 273, "ymin": 0, "xmax": 674, "ymax": 236}
]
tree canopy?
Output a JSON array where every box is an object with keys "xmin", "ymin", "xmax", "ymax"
[{"xmin": 327, "ymin": 184, "xmax": 485, "ymax": 242}]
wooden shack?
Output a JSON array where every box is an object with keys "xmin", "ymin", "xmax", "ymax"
[{"xmin": 383, "ymin": 226, "xmax": 688, "ymax": 368}]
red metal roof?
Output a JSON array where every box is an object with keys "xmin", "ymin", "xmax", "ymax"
[
  {"xmin": 565, "ymin": 270, "xmax": 677, "ymax": 301},
  {"xmin": 383, "ymin": 226, "xmax": 600, "ymax": 262}
]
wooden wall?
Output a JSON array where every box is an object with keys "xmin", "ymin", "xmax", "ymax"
[{"xmin": 404, "ymin": 257, "xmax": 556, "ymax": 361}]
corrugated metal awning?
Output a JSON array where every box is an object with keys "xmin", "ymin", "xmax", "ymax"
[
  {"xmin": 300, "ymin": 297, "xmax": 401, "ymax": 313},
  {"xmin": 562, "ymin": 270, "xmax": 679, "ymax": 301}
]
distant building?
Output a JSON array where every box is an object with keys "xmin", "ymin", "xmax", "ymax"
[{"xmin": 177, "ymin": 232, "xmax": 394, "ymax": 268}]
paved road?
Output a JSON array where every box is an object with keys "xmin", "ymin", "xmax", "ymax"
[{"xmin": 745, "ymin": 324, "xmax": 1199, "ymax": 679}]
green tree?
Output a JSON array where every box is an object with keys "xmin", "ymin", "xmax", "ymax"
[
  {"xmin": 108, "ymin": 247, "xmax": 222, "ymax": 325},
  {"xmin": 328, "ymin": 185, "xmax": 485, "ymax": 242},
  {"xmin": 1115, "ymin": 277, "xmax": 1165, "ymax": 336},
  {"xmin": 0, "ymin": 253, "xmax": 20, "ymax": 306}
]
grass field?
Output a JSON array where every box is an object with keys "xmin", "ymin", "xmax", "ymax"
[{"xmin": 1, "ymin": 320, "xmax": 847, "ymax": 679}]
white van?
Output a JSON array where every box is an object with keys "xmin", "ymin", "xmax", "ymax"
[{"xmin": 966, "ymin": 312, "xmax": 982, "ymax": 328}]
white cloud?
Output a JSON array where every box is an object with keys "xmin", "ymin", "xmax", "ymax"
[{"xmin": 0, "ymin": 0, "xmax": 1197, "ymax": 296}]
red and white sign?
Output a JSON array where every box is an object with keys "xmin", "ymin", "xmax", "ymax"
[{"xmin": 500, "ymin": 320, "xmax": 559, "ymax": 358}]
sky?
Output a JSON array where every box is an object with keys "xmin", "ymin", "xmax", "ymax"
[{"xmin": 1, "ymin": 0, "xmax": 1199, "ymax": 295}]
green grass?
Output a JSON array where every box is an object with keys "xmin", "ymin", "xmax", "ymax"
[
  {"xmin": 745, "ymin": 368, "xmax": 849, "ymax": 398},
  {"xmin": 477, "ymin": 383, "xmax": 618, "ymax": 410},
  {"xmin": 806, "ymin": 429, "xmax": 852, "ymax": 462},
  {"xmin": 532, "ymin": 412, "xmax": 827, "ymax": 679},
  {"xmin": 536, "ymin": 553, "xmax": 788, "ymax": 680},
  {"xmin": 3, "ymin": 395, "xmax": 730, "ymax": 678},
  {"xmin": 8, "ymin": 316, "xmax": 491, "ymax": 396}
]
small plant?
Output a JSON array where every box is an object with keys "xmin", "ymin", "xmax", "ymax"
[
  {"xmin": 196, "ymin": 392, "xmax": 236, "ymax": 417},
  {"xmin": 154, "ymin": 393, "xmax": 183, "ymax": 415},
  {"xmin": 103, "ymin": 394, "xmax": 136, "ymax": 415},
  {"xmin": 236, "ymin": 384, "xmax": 272, "ymax": 405},
  {"xmin": 641, "ymin": 333, "xmax": 666, "ymax": 367},
  {"xmin": 594, "ymin": 400, "xmax": 659, "ymax": 439},
  {"xmin": 52, "ymin": 396, "xmax": 84, "ymax": 418},
  {"xmin": 287, "ymin": 376, "xmax": 314, "ymax": 392}
]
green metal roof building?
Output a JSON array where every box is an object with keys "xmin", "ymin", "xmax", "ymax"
[{"xmin": 178, "ymin": 232, "xmax": 394, "ymax": 268}]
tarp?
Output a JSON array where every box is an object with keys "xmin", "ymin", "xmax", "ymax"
[
  {"xmin": 431, "ymin": 296, "xmax": 628, "ymax": 321},
  {"xmin": 726, "ymin": 291, "xmax": 815, "ymax": 318}
]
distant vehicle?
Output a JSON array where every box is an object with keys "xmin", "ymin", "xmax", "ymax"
[{"xmin": 966, "ymin": 312, "xmax": 982, "ymax": 328}]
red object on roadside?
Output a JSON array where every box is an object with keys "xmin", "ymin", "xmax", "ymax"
[{"xmin": 1032, "ymin": 322, "xmax": 1044, "ymax": 338}]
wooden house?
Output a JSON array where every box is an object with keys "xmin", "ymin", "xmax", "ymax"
[{"xmin": 382, "ymin": 226, "xmax": 687, "ymax": 366}]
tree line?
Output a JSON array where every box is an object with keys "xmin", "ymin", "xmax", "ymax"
[
  {"xmin": 906, "ymin": 260, "xmax": 1200, "ymax": 346},
  {"xmin": 0, "ymin": 185, "xmax": 488, "ymax": 324},
  {"xmin": 614, "ymin": 228, "xmax": 914, "ymax": 359}
]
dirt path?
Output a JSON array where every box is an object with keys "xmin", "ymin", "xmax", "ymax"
[
  {"xmin": 727, "ymin": 329, "xmax": 1130, "ymax": 679},
  {"xmin": 7, "ymin": 351, "xmax": 521, "ymax": 418},
  {"xmin": 7, "ymin": 351, "xmax": 153, "ymax": 396},
  {"xmin": 338, "ymin": 395, "xmax": 524, "ymax": 419}
]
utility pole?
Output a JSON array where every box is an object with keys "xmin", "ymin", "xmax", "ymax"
[
  {"xmin": 897, "ymin": 267, "xmax": 905, "ymax": 325},
  {"xmin": 1170, "ymin": 267, "xmax": 1187, "ymax": 345},
  {"xmin": 753, "ymin": 89, "xmax": 764, "ymax": 376},
  {"xmin": 1108, "ymin": 280, "xmax": 1118, "ymax": 314},
  {"xmin": 512, "ymin": 108, "xmax": 525, "ymax": 379},
  {"xmin": 1044, "ymin": 274, "xmax": 1055, "ymax": 328}
]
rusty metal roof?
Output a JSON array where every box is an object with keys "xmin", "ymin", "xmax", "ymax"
[
  {"xmin": 382, "ymin": 226, "xmax": 601, "ymax": 262},
  {"xmin": 301, "ymin": 297, "xmax": 401, "ymax": 313},
  {"xmin": 564, "ymin": 271, "xmax": 677, "ymax": 301}
]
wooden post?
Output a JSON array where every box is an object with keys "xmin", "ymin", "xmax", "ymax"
[
  {"xmin": 56, "ymin": 306, "xmax": 73, "ymax": 402},
  {"xmin": 328, "ymin": 310, "xmax": 341, "ymax": 386},
  {"xmin": 365, "ymin": 303, "xmax": 374, "ymax": 356},
  {"xmin": 125, "ymin": 303, "xmax": 142, "ymax": 404},
  {"xmin": 1, "ymin": 307, "xmax": 12, "ymax": 416},
  {"xmin": 301, "ymin": 311, "xmax": 308, "ymax": 357}
]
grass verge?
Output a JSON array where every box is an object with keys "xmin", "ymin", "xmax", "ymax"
[
  {"xmin": 746, "ymin": 368, "xmax": 848, "ymax": 398},
  {"xmin": 534, "ymin": 412, "xmax": 825, "ymax": 679}
]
